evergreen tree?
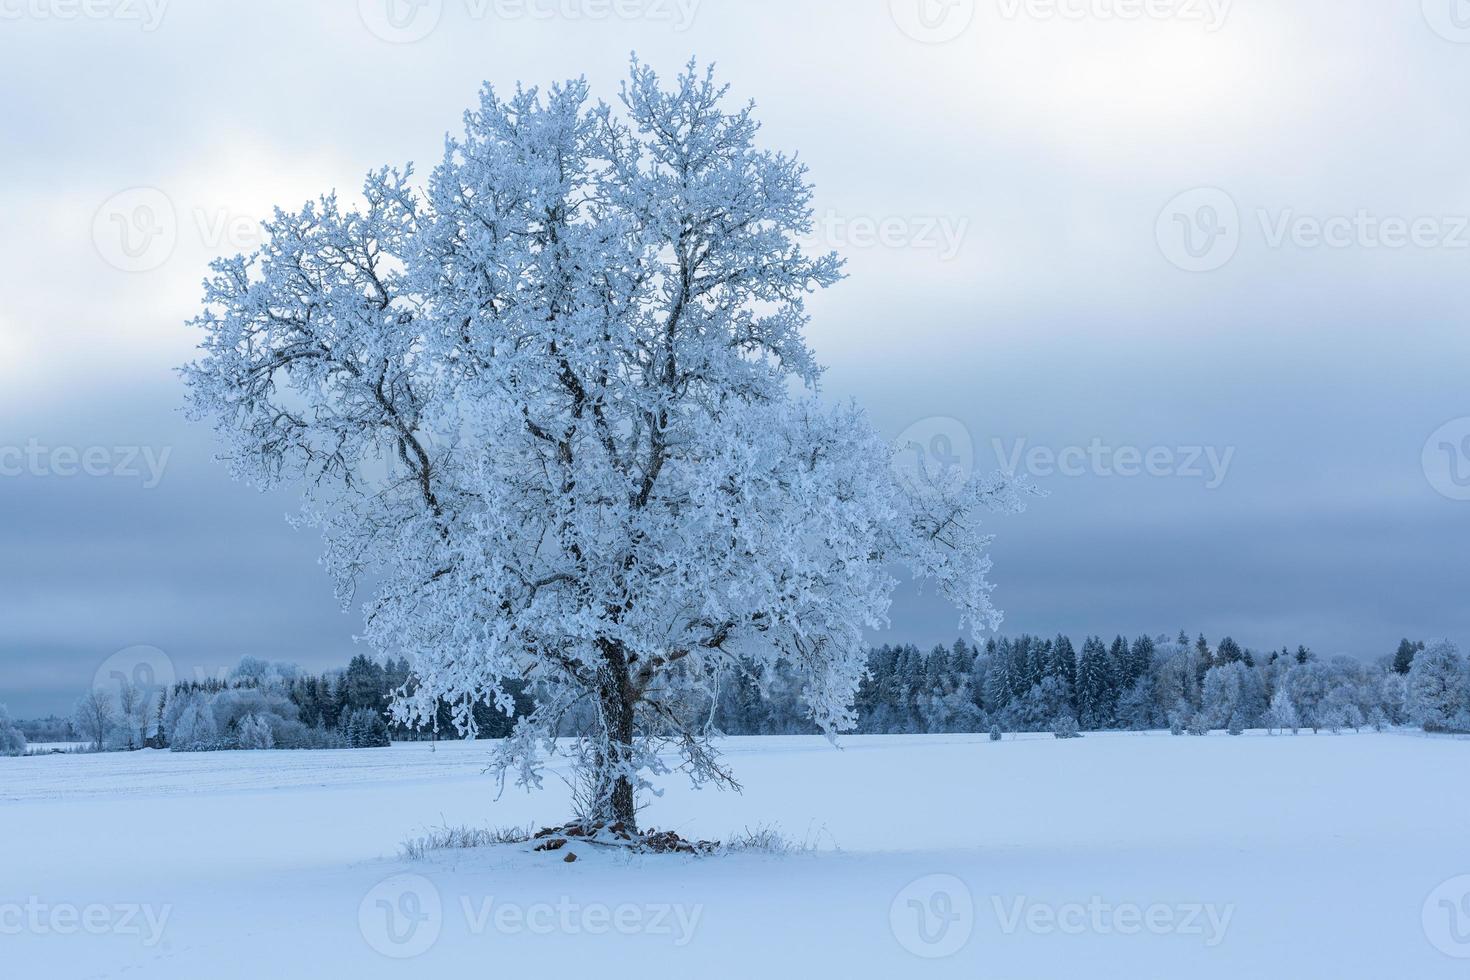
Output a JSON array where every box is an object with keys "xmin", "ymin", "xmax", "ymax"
[
  {"xmin": 1049, "ymin": 634, "xmax": 1077, "ymax": 708},
  {"xmin": 1392, "ymin": 639, "xmax": 1422, "ymax": 676},
  {"xmin": 1074, "ymin": 636, "xmax": 1114, "ymax": 729}
]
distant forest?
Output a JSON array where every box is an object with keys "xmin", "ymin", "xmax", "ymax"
[{"xmin": 10, "ymin": 633, "xmax": 1463, "ymax": 755}]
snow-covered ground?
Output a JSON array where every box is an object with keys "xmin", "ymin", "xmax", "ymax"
[{"xmin": 3, "ymin": 731, "xmax": 1467, "ymax": 978}]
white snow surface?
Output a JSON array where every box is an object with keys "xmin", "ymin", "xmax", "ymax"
[{"xmin": 2, "ymin": 731, "xmax": 1466, "ymax": 978}]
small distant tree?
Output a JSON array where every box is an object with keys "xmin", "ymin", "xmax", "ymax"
[
  {"xmin": 1391, "ymin": 639, "xmax": 1422, "ymax": 676},
  {"xmin": 116, "ymin": 682, "xmax": 146, "ymax": 751},
  {"xmin": 1264, "ymin": 687, "xmax": 1299, "ymax": 735},
  {"xmin": 1052, "ymin": 714, "xmax": 1081, "ymax": 739},
  {"xmin": 1285, "ymin": 661, "xmax": 1330, "ymax": 733},
  {"xmin": 73, "ymin": 691, "xmax": 115, "ymax": 752},
  {"xmin": 0, "ymin": 704, "xmax": 26, "ymax": 756},
  {"xmin": 170, "ymin": 695, "xmax": 220, "ymax": 752},
  {"xmin": 237, "ymin": 714, "xmax": 274, "ymax": 750},
  {"xmin": 1407, "ymin": 639, "xmax": 1466, "ymax": 731},
  {"xmin": 343, "ymin": 708, "xmax": 391, "ymax": 748},
  {"xmin": 989, "ymin": 724, "xmax": 1002, "ymax": 742},
  {"xmin": 151, "ymin": 690, "xmax": 168, "ymax": 749}
]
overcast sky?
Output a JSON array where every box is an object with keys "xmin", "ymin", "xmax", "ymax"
[{"xmin": 3, "ymin": 0, "xmax": 1469, "ymax": 715}]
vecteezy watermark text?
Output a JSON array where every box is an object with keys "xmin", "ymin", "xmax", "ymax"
[
  {"xmin": 993, "ymin": 437, "xmax": 1235, "ymax": 488},
  {"xmin": 0, "ymin": 440, "xmax": 171, "ymax": 488},
  {"xmin": 358, "ymin": 0, "xmax": 699, "ymax": 43},
  {"xmin": 1157, "ymin": 187, "xmax": 1470, "ymax": 273},
  {"xmin": 995, "ymin": 0, "xmax": 1229, "ymax": 30},
  {"xmin": 991, "ymin": 895, "xmax": 1233, "ymax": 945},
  {"xmin": 0, "ymin": 0, "xmax": 167, "ymax": 30},
  {"xmin": 358, "ymin": 874, "xmax": 703, "ymax": 958},
  {"xmin": 0, "ymin": 898, "xmax": 171, "ymax": 946},
  {"xmin": 805, "ymin": 210, "xmax": 970, "ymax": 262}
]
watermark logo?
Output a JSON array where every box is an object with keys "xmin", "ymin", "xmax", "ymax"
[
  {"xmin": 1423, "ymin": 875, "xmax": 1470, "ymax": 958},
  {"xmin": 92, "ymin": 187, "xmax": 177, "ymax": 273},
  {"xmin": 890, "ymin": 0, "xmax": 976, "ymax": 43},
  {"xmin": 92, "ymin": 645, "xmax": 176, "ymax": 705},
  {"xmin": 92, "ymin": 187, "xmax": 263, "ymax": 273},
  {"xmin": 1156, "ymin": 187, "xmax": 1240, "ymax": 273},
  {"xmin": 894, "ymin": 417, "xmax": 975, "ymax": 496},
  {"xmin": 359, "ymin": 0, "xmax": 443, "ymax": 42},
  {"xmin": 890, "ymin": 873, "xmax": 975, "ymax": 958},
  {"xmin": 360, "ymin": 874, "xmax": 442, "ymax": 959},
  {"xmin": 0, "ymin": 0, "xmax": 168, "ymax": 30},
  {"xmin": 1422, "ymin": 0, "xmax": 1470, "ymax": 43},
  {"xmin": 1423, "ymin": 418, "xmax": 1470, "ymax": 502}
]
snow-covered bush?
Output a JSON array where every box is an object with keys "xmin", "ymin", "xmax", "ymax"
[
  {"xmin": 1052, "ymin": 714, "xmax": 1081, "ymax": 739},
  {"xmin": 989, "ymin": 725, "xmax": 1002, "ymax": 742},
  {"xmin": 0, "ymin": 704, "xmax": 25, "ymax": 757}
]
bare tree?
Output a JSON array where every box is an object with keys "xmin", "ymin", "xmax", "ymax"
[
  {"xmin": 117, "ymin": 682, "xmax": 144, "ymax": 750},
  {"xmin": 73, "ymin": 691, "xmax": 115, "ymax": 752}
]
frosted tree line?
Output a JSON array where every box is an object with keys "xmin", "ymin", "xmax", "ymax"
[
  {"xmin": 8, "ymin": 636, "xmax": 1465, "ymax": 756},
  {"xmin": 725, "ymin": 634, "xmax": 1466, "ymax": 738},
  {"xmin": 53, "ymin": 655, "xmax": 435, "ymax": 754}
]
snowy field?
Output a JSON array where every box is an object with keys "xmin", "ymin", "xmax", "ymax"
[{"xmin": 4, "ymin": 731, "xmax": 1468, "ymax": 978}]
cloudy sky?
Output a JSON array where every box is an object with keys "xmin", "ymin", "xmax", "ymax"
[{"xmin": 3, "ymin": 0, "xmax": 1469, "ymax": 715}]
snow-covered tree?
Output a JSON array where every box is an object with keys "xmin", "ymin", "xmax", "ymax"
[
  {"xmin": 181, "ymin": 59, "xmax": 1031, "ymax": 828},
  {"xmin": 1284, "ymin": 661, "xmax": 1331, "ymax": 733},
  {"xmin": 1264, "ymin": 686, "xmax": 1298, "ymax": 735},
  {"xmin": 73, "ymin": 691, "xmax": 115, "ymax": 752},
  {"xmin": 1391, "ymin": 638, "xmax": 1422, "ymax": 675},
  {"xmin": 0, "ymin": 703, "xmax": 25, "ymax": 756},
  {"xmin": 237, "ymin": 713, "xmax": 275, "ymax": 750},
  {"xmin": 1074, "ymin": 636, "xmax": 1114, "ymax": 729},
  {"xmin": 170, "ymin": 694, "xmax": 220, "ymax": 752},
  {"xmin": 1406, "ymin": 639, "xmax": 1466, "ymax": 731},
  {"xmin": 116, "ymin": 681, "xmax": 147, "ymax": 751},
  {"xmin": 1114, "ymin": 675, "xmax": 1156, "ymax": 730}
]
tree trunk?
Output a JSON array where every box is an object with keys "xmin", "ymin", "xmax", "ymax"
[{"xmin": 596, "ymin": 641, "xmax": 639, "ymax": 833}]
